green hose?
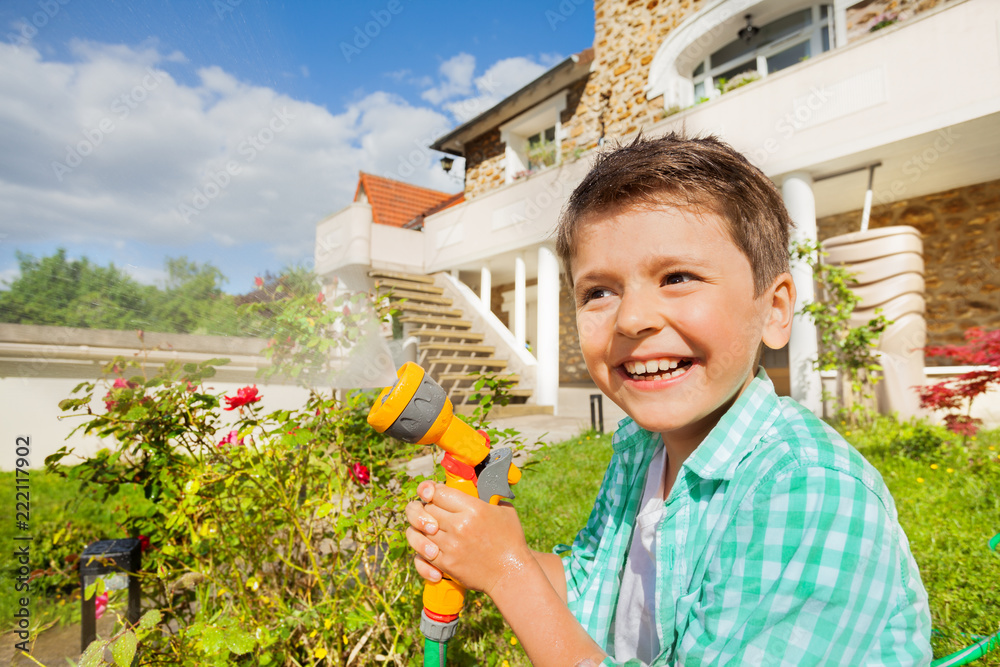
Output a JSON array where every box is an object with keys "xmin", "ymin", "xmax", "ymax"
[
  {"xmin": 424, "ymin": 638, "xmax": 447, "ymax": 667},
  {"xmin": 931, "ymin": 630, "xmax": 1000, "ymax": 667},
  {"xmin": 929, "ymin": 532, "xmax": 1000, "ymax": 667}
]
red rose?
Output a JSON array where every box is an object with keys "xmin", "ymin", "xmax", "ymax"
[
  {"xmin": 350, "ymin": 462, "xmax": 370, "ymax": 486},
  {"xmin": 316, "ymin": 292, "xmax": 325, "ymax": 304},
  {"xmin": 224, "ymin": 385, "xmax": 261, "ymax": 410},
  {"xmin": 137, "ymin": 535, "xmax": 150, "ymax": 552},
  {"xmin": 255, "ymin": 276, "xmax": 264, "ymax": 287}
]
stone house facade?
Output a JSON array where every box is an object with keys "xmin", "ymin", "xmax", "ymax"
[{"xmin": 317, "ymin": 0, "xmax": 1000, "ymax": 418}]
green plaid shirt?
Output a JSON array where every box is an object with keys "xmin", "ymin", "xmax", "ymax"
[{"xmin": 556, "ymin": 369, "xmax": 931, "ymax": 666}]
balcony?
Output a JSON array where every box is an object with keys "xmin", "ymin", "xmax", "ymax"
[{"xmin": 649, "ymin": 0, "xmax": 1000, "ymax": 218}]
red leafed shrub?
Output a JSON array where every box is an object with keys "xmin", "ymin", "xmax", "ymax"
[{"xmin": 918, "ymin": 327, "xmax": 1000, "ymax": 436}]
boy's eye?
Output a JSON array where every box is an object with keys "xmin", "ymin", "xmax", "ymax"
[
  {"xmin": 582, "ymin": 287, "xmax": 614, "ymax": 303},
  {"xmin": 663, "ymin": 273, "xmax": 694, "ymax": 285}
]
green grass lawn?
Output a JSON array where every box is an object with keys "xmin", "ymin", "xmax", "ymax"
[{"xmin": 4, "ymin": 422, "xmax": 998, "ymax": 666}]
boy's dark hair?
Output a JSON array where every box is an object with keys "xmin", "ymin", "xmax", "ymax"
[{"xmin": 556, "ymin": 132, "xmax": 794, "ymax": 297}]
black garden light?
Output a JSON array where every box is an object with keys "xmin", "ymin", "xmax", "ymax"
[
  {"xmin": 590, "ymin": 393, "xmax": 604, "ymax": 434},
  {"xmin": 80, "ymin": 538, "xmax": 141, "ymax": 651},
  {"xmin": 440, "ymin": 155, "xmax": 455, "ymax": 173}
]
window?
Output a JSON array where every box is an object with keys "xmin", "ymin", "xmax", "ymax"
[
  {"xmin": 527, "ymin": 127, "xmax": 557, "ymax": 172},
  {"xmin": 691, "ymin": 5, "xmax": 832, "ymax": 99},
  {"xmin": 499, "ymin": 92, "xmax": 567, "ymax": 183}
]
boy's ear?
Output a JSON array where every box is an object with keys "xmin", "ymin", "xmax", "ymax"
[{"xmin": 761, "ymin": 272, "xmax": 796, "ymax": 350}]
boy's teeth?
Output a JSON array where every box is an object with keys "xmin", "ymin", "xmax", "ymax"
[{"xmin": 624, "ymin": 358, "xmax": 691, "ymax": 378}]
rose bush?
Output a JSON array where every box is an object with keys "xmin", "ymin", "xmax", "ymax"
[{"xmin": 47, "ymin": 282, "xmax": 430, "ymax": 665}]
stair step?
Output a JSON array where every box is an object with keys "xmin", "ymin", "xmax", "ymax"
[
  {"xmin": 399, "ymin": 316, "xmax": 471, "ymax": 328},
  {"xmin": 373, "ymin": 279, "xmax": 445, "ymax": 295},
  {"xmin": 424, "ymin": 357, "xmax": 509, "ymax": 369},
  {"xmin": 411, "ymin": 329, "xmax": 484, "ymax": 342},
  {"xmin": 394, "ymin": 303, "xmax": 465, "ymax": 318},
  {"xmin": 419, "ymin": 343, "xmax": 495, "ymax": 355},
  {"xmin": 437, "ymin": 372, "xmax": 519, "ymax": 384},
  {"xmin": 380, "ymin": 289, "xmax": 452, "ymax": 305},
  {"xmin": 368, "ymin": 269, "xmax": 436, "ymax": 285}
]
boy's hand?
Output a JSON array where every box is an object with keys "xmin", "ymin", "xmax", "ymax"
[{"xmin": 405, "ymin": 479, "xmax": 533, "ymax": 597}]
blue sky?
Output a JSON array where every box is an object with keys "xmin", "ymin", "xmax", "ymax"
[{"xmin": 0, "ymin": 0, "xmax": 594, "ymax": 293}]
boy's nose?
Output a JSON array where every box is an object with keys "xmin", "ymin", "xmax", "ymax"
[{"xmin": 614, "ymin": 288, "xmax": 667, "ymax": 338}]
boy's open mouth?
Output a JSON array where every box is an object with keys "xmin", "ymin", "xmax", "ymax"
[{"xmin": 622, "ymin": 358, "xmax": 693, "ymax": 381}]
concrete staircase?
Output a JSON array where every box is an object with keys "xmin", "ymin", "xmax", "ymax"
[{"xmin": 370, "ymin": 270, "xmax": 533, "ymax": 406}]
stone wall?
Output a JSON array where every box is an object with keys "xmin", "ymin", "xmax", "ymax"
[
  {"xmin": 463, "ymin": 128, "xmax": 505, "ymax": 199},
  {"xmin": 845, "ymin": 0, "xmax": 952, "ymax": 44},
  {"xmin": 817, "ymin": 178, "xmax": 1000, "ymax": 347},
  {"xmin": 463, "ymin": 0, "xmax": 706, "ymax": 199},
  {"xmin": 562, "ymin": 0, "xmax": 706, "ymax": 158}
]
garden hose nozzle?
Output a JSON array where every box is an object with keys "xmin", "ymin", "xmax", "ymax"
[{"xmin": 367, "ymin": 362, "xmax": 521, "ymax": 648}]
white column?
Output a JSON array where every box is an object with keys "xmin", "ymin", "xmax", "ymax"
[
  {"xmin": 514, "ymin": 254, "xmax": 526, "ymax": 347},
  {"xmin": 480, "ymin": 264, "xmax": 492, "ymax": 312},
  {"xmin": 783, "ymin": 172, "xmax": 823, "ymax": 415},
  {"xmin": 536, "ymin": 245, "xmax": 560, "ymax": 413}
]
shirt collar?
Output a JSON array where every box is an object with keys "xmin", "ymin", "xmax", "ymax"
[
  {"xmin": 610, "ymin": 368, "xmax": 782, "ymax": 478},
  {"xmin": 683, "ymin": 367, "xmax": 781, "ymax": 481}
]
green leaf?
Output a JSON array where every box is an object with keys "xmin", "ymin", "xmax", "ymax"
[
  {"xmin": 226, "ymin": 629, "xmax": 256, "ymax": 655},
  {"xmin": 80, "ymin": 639, "xmax": 107, "ymax": 667},
  {"xmin": 111, "ymin": 631, "xmax": 138, "ymax": 667},
  {"xmin": 84, "ymin": 581, "xmax": 97, "ymax": 600},
  {"xmin": 138, "ymin": 609, "xmax": 162, "ymax": 631},
  {"xmin": 201, "ymin": 626, "xmax": 225, "ymax": 653},
  {"xmin": 183, "ymin": 362, "xmax": 198, "ymax": 373},
  {"xmin": 124, "ymin": 405, "xmax": 148, "ymax": 420}
]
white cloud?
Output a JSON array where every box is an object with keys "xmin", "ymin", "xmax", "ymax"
[
  {"xmin": 0, "ymin": 41, "xmax": 458, "ymax": 269},
  {"xmin": 435, "ymin": 55, "xmax": 556, "ymax": 123},
  {"xmin": 421, "ymin": 52, "xmax": 476, "ymax": 105}
]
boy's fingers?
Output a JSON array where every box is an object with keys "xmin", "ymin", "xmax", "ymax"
[
  {"xmin": 405, "ymin": 500, "xmax": 438, "ymax": 535},
  {"xmin": 413, "ymin": 554, "xmax": 443, "ymax": 583},
  {"xmin": 416, "ymin": 480, "xmax": 436, "ymax": 502},
  {"xmin": 425, "ymin": 483, "xmax": 482, "ymax": 513},
  {"xmin": 405, "ymin": 526, "xmax": 440, "ymax": 561}
]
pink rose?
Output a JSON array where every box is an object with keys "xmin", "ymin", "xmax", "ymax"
[
  {"xmin": 95, "ymin": 593, "xmax": 108, "ymax": 619},
  {"xmin": 255, "ymin": 276, "xmax": 264, "ymax": 287},
  {"xmin": 217, "ymin": 429, "xmax": 244, "ymax": 447}
]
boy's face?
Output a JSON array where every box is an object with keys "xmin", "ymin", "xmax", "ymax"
[{"xmin": 571, "ymin": 203, "xmax": 793, "ymax": 451}]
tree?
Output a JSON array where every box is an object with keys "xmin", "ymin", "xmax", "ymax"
[
  {"xmin": 0, "ymin": 249, "xmax": 155, "ymax": 329},
  {"xmin": 149, "ymin": 257, "xmax": 240, "ymax": 335}
]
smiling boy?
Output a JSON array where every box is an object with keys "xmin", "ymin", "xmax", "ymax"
[{"xmin": 406, "ymin": 133, "xmax": 932, "ymax": 666}]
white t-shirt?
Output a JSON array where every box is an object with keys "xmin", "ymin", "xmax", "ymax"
[{"xmin": 612, "ymin": 439, "xmax": 667, "ymax": 663}]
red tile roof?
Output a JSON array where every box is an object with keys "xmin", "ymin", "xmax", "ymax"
[{"xmin": 354, "ymin": 172, "xmax": 461, "ymax": 228}]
